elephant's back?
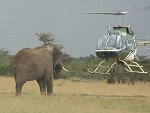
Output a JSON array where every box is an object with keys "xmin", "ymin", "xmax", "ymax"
[
  {"xmin": 12, "ymin": 48, "xmax": 52, "ymax": 70},
  {"xmin": 12, "ymin": 48, "xmax": 49, "ymax": 79},
  {"xmin": 13, "ymin": 48, "xmax": 35, "ymax": 64}
]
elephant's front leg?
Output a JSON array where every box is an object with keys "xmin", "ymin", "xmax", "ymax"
[
  {"xmin": 45, "ymin": 68, "xmax": 53, "ymax": 95},
  {"xmin": 36, "ymin": 77, "xmax": 46, "ymax": 96},
  {"xmin": 46, "ymin": 78, "xmax": 53, "ymax": 96}
]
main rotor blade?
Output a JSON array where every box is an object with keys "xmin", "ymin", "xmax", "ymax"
[
  {"xmin": 83, "ymin": 6, "xmax": 150, "ymax": 16},
  {"xmin": 128, "ymin": 6, "xmax": 150, "ymax": 13},
  {"xmin": 83, "ymin": 11, "xmax": 128, "ymax": 15},
  {"xmin": 84, "ymin": 12, "xmax": 117, "ymax": 15}
]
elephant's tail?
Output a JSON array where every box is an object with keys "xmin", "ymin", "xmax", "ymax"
[{"xmin": 11, "ymin": 63, "xmax": 18, "ymax": 79}]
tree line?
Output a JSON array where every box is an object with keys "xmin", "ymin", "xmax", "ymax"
[{"xmin": 0, "ymin": 32, "xmax": 150, "ymax": 84}]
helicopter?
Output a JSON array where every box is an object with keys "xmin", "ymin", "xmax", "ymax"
[{"xmin": 84, "ymin": 7, "xmax": 150, "ymax": 74}]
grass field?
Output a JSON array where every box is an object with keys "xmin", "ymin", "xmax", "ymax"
[{"xmin": 0, "ymin": 77, "xmax": 150, "ymax": 113}]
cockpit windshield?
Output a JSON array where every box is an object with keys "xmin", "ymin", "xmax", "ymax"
[{"xmin": 97, "ymin": 34, "xmax": 130, "ymax": 50}]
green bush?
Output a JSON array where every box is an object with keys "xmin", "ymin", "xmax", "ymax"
[
  {"xmin": 0, "ymin": 55, "xmax": 13, "ymax": 76},
  {"xmin": 0, "ymin": 48, "xmax": 150, "ymax": 84}
]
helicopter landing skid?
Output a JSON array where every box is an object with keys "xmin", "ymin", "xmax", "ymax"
[
  {"xmin": 119, "ymin": 60, "xmax": 147, "ymax": 74},
  {"xmin": 87, "ymin": 60, "xmax": 117, "ymax": 74},
  {"xmin": 88, "ymin": 60, "xmax": 147, "ymax": 74}
]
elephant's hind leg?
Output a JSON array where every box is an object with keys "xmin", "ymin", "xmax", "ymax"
[{"xmin": 36, "ymin": 77, "xmax": 46, "ymax": 95}]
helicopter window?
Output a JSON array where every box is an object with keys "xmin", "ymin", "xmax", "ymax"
[
  {"xmin": 126, "ymin": 28, "xmax": 133, "ymax": 35},
  {"xmin": 115, "ymin": 35, "xmax": 122, "ymax": 48},
  {"xmin": 120, "ymin": 38, "xmax": 126, "ymax": 49},
  {"xmin": 120, "ymin": 38, "xmax": 129, "ymax": 49},
  {"xmin": 106, "ymin": 35, "xmax": 121, "ymax": 48},
  {"xmin": 128, "ymin": 39, "xmax": 134, "ymax": 44},
  {"xmin": 127, "ymin": 39, "xmax": 136, "ymax": 51},
  {"xmin": 127, "ymin": 28, "xmax": 135, "ymax": 35},
  {"xmin": 106, "ymin": 35, "xmax": 117, "ymax": 46},
  {"xmin": 97, "ymin": 35, "xmax": 123, "ymax": 49},
  {"xmin": 97, "ymin": 36, "xmax": 108, "ymax": 48}
]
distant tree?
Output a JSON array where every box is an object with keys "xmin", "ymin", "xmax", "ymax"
[
  {"xmin": 0, "ymin": 48, "xmax": 12, "ymax": 76},
  {"xmin": 0, "ymin": 48, "xmax": 10, "ymax": 56},
  {"xmin": 62, "ymin": 53, "xmax": 73, "ymax": 64},
  {"xmin": 35, "ymin": 32, "xmax": 55, "ymax": 46},
  {"xmin": 55, "ymin": 44, "xmax": 64, "ymax": 50},
  {"xmin": 35, "ymin": 32, "xmax": 64, "ymax": 50}
]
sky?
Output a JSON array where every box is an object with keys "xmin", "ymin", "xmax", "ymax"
[{"xmin": 0, "ymin": 0, "xmax": 150, "ymax": 57}]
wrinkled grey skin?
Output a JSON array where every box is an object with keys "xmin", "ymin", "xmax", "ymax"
[{"xmin": 11, "ymin": 46, "xmax": 62, "ymax": 96}]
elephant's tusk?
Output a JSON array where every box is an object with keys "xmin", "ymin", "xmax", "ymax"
[{"xmin": 62, "ymin": 66, "xmax": 69, "ymax": 72}]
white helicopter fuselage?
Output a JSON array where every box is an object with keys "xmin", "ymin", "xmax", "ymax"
[{"xmin": 96, "ymin": 26, "xmax": 138, "ymax": 62}]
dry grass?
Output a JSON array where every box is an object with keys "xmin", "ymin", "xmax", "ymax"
[
  {"xmin": 54, "ymin": 79, "xmax": 150, "ymax": 96},
  {"xmin": 0, "ymin": 77, "xmax": 150, "ymax": 113}
]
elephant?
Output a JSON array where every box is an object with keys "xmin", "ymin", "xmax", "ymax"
[{"xmin": 11, "ymin": 46, "xmax": 66, "ymax": 96}]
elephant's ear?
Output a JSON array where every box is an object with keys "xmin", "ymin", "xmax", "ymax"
[{"xmin": 52, "ymin": 46, "xmax": 62, "ymax": 67}]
